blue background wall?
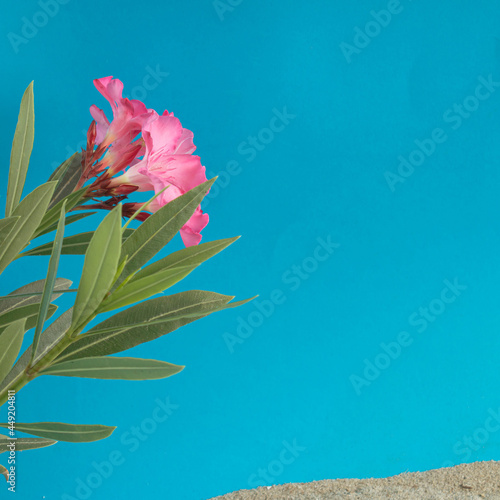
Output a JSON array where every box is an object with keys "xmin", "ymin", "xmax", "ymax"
[{"xmin": 2, "ymin": 1, "xmax": 500, "ymax": 499}]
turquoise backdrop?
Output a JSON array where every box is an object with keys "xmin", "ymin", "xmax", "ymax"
[{"xmin": 2, "ymin": 1, "xmax": 500, "ymax": 499}]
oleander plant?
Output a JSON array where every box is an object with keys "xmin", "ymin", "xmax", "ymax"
[{"xmin": 0, "ymin": 77, "xmax": 250, "ymax": 483}]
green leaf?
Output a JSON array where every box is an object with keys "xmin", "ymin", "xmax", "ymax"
[
  {"xmin": 6, "ymin": 82, "xmax": 34, "ymax": 217},
  {"xmin": 35, "ymin": 188, "xmax": 85, "ymax": 237},
  {"xmin": 0, "ymin": 309, "xmax": 72, "ymax": 392},
  {"xmin": 130, "ymin": 237, "xmax": 239, "ymax": 284},
  {"xmin": 48, "ymin": 152, "xmax": 83, "ymax": 208},
  {"xmin": 0, "ymin": 278, "xmax": 71, "ymax": 316},
  {"xmin": 0, "ymin": 217, "xmax": 20, "ymax": 246},
  {"xmin": 31, "ymin": 307, "xmax": 73, "ymax": 365},
  {"xmin": 48, "ymin": 152, "xmax": 79, "ymax": 183},
  {"xmin": 0, "ymin": 182, "xmax": 56, "ymax": 276},
  {"xmin": 71, "ymin": 207, "xmax": 122, "ymax": 330},
  {"xmin": 56, "ymin": 291, "xmax": 251, "ymax": 362},
  {"xmin": 0, "ymin": 422, "xmax": 116, "ymax": 443},
  {"xmin": 48, "ymin": 157, "xmax": 70, "ymax": 183},
  {"xmin": 22, "ymin": 229, "xmax": 134, "ymax": 257},
  {"xmin": 0, "ymin": 464, "xmax": 8, "ymax": 481},
  {"xmin": 31, "ymin": 203, "xmax": 66, "ymax": 363},
  {"xmin": 98, "ymin": 265, "xmax": 195, "ymax": 313},
  {"xmin": 0, "ymin": 437, "xmax": 56, "ymax": 454},
  {"xmin": 42, "ymin": 356, "xmax": 184, "ymax": 380},
  {"xmin": 0, "ymin": 320, "xmax": 25, "ymax": 385},
  {"xmin": 0, "ymin": 312, "xmax": 39, "ymax": 337},
  {"xmin": 116, "ymin": 178, "xmax": 215, "ymax": 288},
  {"xmin": 0, "ymin": 303, "xmax": 57, "ymax": 330},
  {"xmin": 36, "ymin": 212, "xmax": 96, "ymax": 238}
]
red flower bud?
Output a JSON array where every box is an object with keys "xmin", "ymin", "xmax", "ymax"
[{"xmin": 111, "ymin": 184, "xmax": 139, "ymax": 195}]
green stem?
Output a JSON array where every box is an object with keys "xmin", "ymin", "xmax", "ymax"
[
  {"xmin": 121, "ymin": 185, "xmax": 169, "ymax": 233},
  {"xmin": 0, "ymin": 313, "xmax": 97, "ymax": 408},
  {"xmin": 0, "ymin": 335, "xmax": 71, "ymax": 408}
]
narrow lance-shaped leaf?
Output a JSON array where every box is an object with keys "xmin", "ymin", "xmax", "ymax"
[
  {"xmin": 0, "ymin": 437, "xmax": 56, "ymax": 454},
  {"xmin": 0, "ymin": 307, "xmax": 56, "ymax": 340},
  {"xmin": 115, "ymin": 178, "xmax": 215, "ymax": 288},
  {"xmin": 0, "ymin": 464, "xmax": 8, "ymax": 481},
  {"xmin": 105, "ymin": 237, "xmax": 240, "ymax": 312},
  {"xmin": 48, "ymin": 152, "xmax": 79, "ymax": 183},
  {"xmin": 31, "ymin": 202, "xmax": 66, "ymax": 363},
  {"xmin": 0, "ymin": 182, "xmax": 56, "ymax": 276},
  {"xmin": 56, "ymin": 291, "xmax": 253, "ymax": 362},
  {"xmin": 42, "ymin": 356, "xmax": 184, "ymax": 380},
  {"xmin": 48, "ymin": 156, "xmax": 71, "ymax": 183},
  {"xmin": 0, "ymin": 320, "xmax": 25, "ymax": 385},
  {"xmin": 0, "ymin": 278, "xmax": 71, "ymax": 316},
  {"xmin": 35, "ymin": 188, "xmax": 86, "ymax": 237},
  {"xmin": 48, "ymin": 152, "xmax": 83, "ymax": 208},
  {"xmin": 98, "ymin": 265, "xmax": 195, "ymax": 314},
  {"xmin": 21, "ymin": 229, "xmax": 134, "ymax": 257},
  {"xmin": 0, "ymin": 288, "xmax": 75, "ymax": 301},
  {"xmin": 71, "ymin": 206, "xmax": 122, "ymax": 330},
  {"xmin": 0, "ymin": 217, "xmax": 19, "ymax": 246},
  {"xmin": 0, "ymin": 422, "xmax": 116, "ymax": 443},
  {"xmin": 36, "ymin": 212, "xmax": 96, "ymax": 238},
  {"xmin": 129, "ymin": 236, "xmax": 239, "ymax": 283},
  {"xmin": 6, "ymin": 82, "xmax": 34, "ymax": 217},
  {"xmin": 0, "ymin": 303, "xmax": 57, "ymax": 330}
]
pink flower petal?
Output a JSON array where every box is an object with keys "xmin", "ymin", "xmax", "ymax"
[
  {"xmin": 144, "ymin": 114, "xmax": 183, "ymax": 156},
  {"xmin": 181, "ymin": 228, "xmax": 202, "ymax": 247},
  {"xmin": 181, "ymin": 209, "xmax": 209, "ymax": 246},
  {"xmin": 91, "ymin": 77, "xmax": 153, "ymax": 146},
  {"xmin": 87, "ymin": 76, "xmax": 210, "ymax": 247},
  {"xmin": 122, "ymin": 161, "xmax": 154, "ymax": 191},
  {"xmin": 147, "ymin": 155, "xmax": 206, "ymax": 192},
  {"xmin": 174, "ymin": 128, "xmax": 196, "ymax": 154},
  {"xmin": 89, "ymin": 105, "xmax": 110, "ymax": 144},
  {"xmin": 94, "ymin": 76, "xmax": 123, "ymax": 109}
]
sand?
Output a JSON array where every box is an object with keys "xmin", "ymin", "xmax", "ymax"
[{"xmin": 209, "ymin": 461, "xmax": 500, "ymax": 499}]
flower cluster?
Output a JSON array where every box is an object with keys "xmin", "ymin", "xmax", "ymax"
[{"xmin": 79, "ymin": 76, "xmax": 209, "ymax": 247}]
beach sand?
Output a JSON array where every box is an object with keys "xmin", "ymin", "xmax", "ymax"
[{"xmin": 209, "ymin": 461, "xmax": 500, "ymax": 499}]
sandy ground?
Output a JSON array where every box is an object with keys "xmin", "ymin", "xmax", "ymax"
[{"xmin": 209, "ymin": 461, "xmax": 500, "ymax": 499}]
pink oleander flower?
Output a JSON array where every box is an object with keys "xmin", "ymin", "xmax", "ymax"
[
  {"xmin": 82, "ymin": 76, "xmax": 209, "ymax": 247},
  {"xmin": 110, "ymin": 110, "xmax": 209, "ymax": 246},
  {"xmin": 90, "ymin": 76, "xmax": 152, "ymax": 149}
]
